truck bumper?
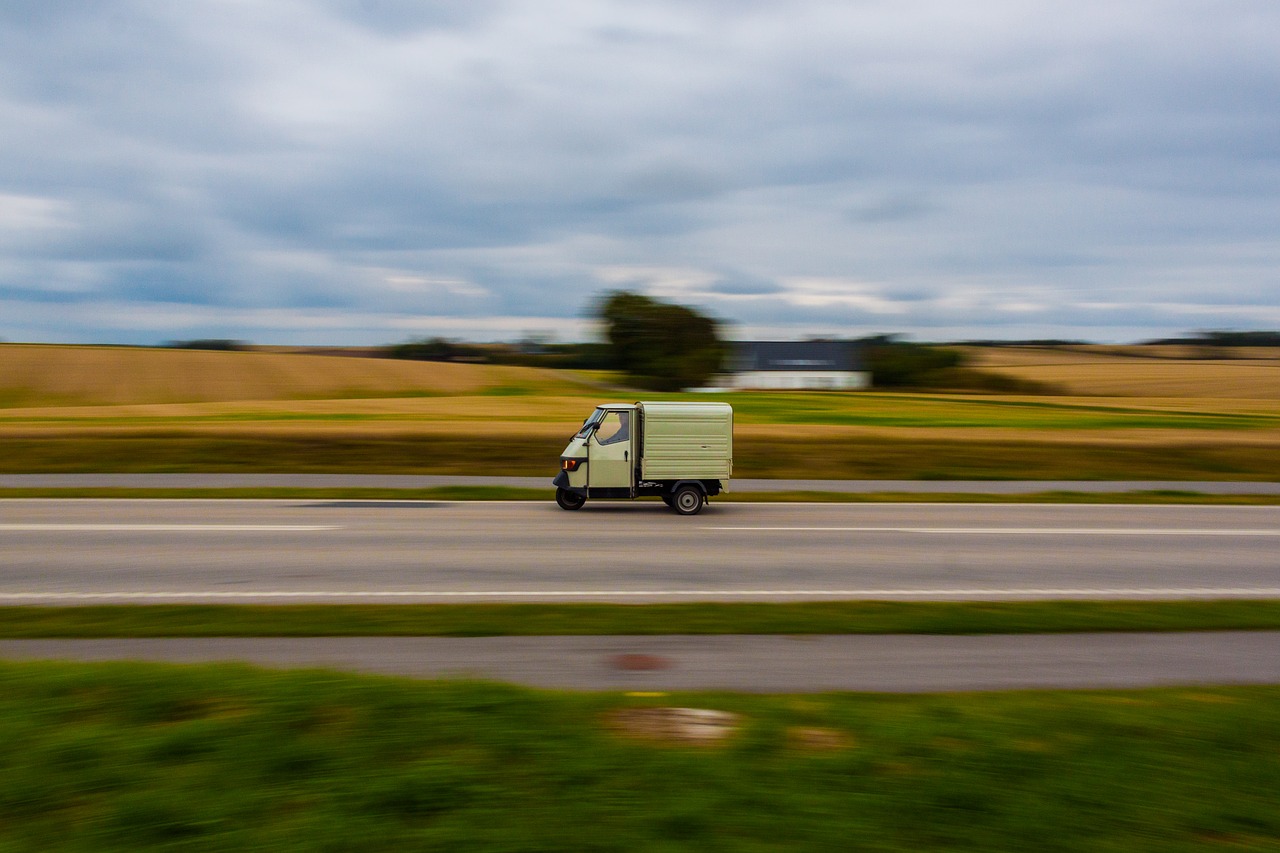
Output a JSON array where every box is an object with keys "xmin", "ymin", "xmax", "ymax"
[{"xmin": 552, "ymin": 471, "xmax": 586, "ymax": 494}]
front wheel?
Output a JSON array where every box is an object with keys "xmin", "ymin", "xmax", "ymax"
[
  {"xmin": 670, "ymin": 485, "xmax": 704, "ymax": 516},
  {"xmin": 556, "ymin": 488, "xmax": 586, "ymax": 511}
]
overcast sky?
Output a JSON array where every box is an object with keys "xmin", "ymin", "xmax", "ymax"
[{"xmin": 2, "ymin": 0, "xmax": 1278, "ymax": 345}]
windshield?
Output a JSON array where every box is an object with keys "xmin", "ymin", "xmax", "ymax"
[{"xmin": 574, "ymin": 407, "xmax": 607, "ymax": 439}]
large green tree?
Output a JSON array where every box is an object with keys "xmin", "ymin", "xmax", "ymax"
[{"xmin": 597, "ymin": 291, "xmax": 725, "ymax": 391}]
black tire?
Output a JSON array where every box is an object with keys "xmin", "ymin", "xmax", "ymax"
[
  {"xmin": 670, "ymin": 485, "xmax": 704, "ymax": 516},
  {"xmin": 556, "ymin": 488, "xmax": 586, "ymax": 511}
]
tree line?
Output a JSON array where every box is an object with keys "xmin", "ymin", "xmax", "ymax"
[
  {"xmin": 374, "ymin": 297, "xmax": 1280, "ymax": 392},
  {"xmin": 384, "ymin": 291, "xmax": 984, "ymax": 391}
]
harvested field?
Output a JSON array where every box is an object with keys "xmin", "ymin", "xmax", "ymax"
[
  {"xmin": 0, "ymin": 343, "xmax": 578, "ymax": 407},
  {"xmin": 962, "ymin": 345, "xmax": 1280, "ymax": 398},
  {"xmin": 0, "ymin": 395, "xmax": 599, "ymax": 425}
]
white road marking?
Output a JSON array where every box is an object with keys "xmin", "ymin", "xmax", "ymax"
[
  {"xmin": 0, "ymin": 524, "xmax": 339, "ymax": 532},
  {"xmin": 2, "ymin": 587, "xmax": 1279, "ymax": 602},
  {"xmin": 705, "ymin": 527, "xmax": 1280, "ymax": 536}
]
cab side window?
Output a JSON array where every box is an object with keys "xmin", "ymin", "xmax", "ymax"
[{"xmin": 595, "ymin": 411, "xmax": 629, "ymax": 445}]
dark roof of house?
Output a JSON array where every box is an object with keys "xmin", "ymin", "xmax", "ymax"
[{"xmin": 729, "ymin": 341, "xmax": 865, "ymax": 372}]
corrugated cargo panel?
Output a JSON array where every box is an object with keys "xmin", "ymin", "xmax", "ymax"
[{"xmin": 638, "ymin": 402, "xmax": 733, "ymax": 480}]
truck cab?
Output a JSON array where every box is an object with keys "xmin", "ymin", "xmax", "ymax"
[{"xmin": 552, "ymin": 401, "xmax": 732, "ymax": 515}]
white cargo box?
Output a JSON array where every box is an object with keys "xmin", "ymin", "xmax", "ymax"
[{"xmin": 637, "ymin": 401, "xmax": 733, "ymax": 482}]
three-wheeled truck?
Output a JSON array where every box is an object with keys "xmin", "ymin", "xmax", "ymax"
[{"xmin": 552, "ymin": 401, "xmax": 733, "ymax": 515}]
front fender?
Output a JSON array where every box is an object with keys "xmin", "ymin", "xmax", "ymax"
[{"xmin": 553, "ymin": 471, "xmax": 587, "ymax": 494}]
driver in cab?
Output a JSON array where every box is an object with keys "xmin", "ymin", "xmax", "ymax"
[{"xmin": 597, "ymin": 411, "xmax": 629, "ymax": 445}]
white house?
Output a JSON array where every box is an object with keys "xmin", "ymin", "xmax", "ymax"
[{"xmin": 725, "ymin": 341, "xmax": 869, "ymax": 390}]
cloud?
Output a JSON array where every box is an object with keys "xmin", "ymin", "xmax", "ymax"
[
  {"xmin": 0, "ymin": 193, "xmax": 74, "ymax": 233},
  {"xmin": 1, "ymin": 0, "xmax": 1278, "ymax": 344}
]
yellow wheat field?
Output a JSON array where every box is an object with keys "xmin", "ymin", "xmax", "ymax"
[
  {"xmin": 961, "ymin": 346, "xmax": 1280, "ymax": 399},
  {"xmin": 0, "ymin": 344, "xmax": 581, "ymax": 407}
]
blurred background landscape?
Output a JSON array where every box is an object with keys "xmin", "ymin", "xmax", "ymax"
[{"xmin": 4, "ymin": 333, "xmax": 1279, "ymax": 480}]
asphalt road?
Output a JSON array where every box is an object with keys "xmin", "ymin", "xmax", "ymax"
[
  {"xmin": 2, "ymin": 499, "xmax": 1278, "ymax": 603},
  {"xmin": 3, "ymin": 633, "xmax": 1278, "ymax": 692}
]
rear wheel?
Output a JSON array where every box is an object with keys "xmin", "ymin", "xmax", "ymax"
[
  {"xmin": 556, "ymin": 488, "xmax": 586, "ymax": 510},
  {"xmin": 670, "ymin": 485, "xmax": 704, "ymax": 516}
]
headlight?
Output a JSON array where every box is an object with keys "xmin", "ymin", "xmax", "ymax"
[{"xmin": 561, "ymin": 458, "xmax": 582, "ymax": 471}]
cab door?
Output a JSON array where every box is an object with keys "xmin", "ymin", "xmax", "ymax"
[{"xmin": 587, "ymin": 409, "xmax": 634, "ymax": 495}]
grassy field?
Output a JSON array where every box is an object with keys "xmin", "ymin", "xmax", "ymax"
[
  {"xmin": 2, "ymin": 660, "xmax": 1278, "ymax": 851},
  {"xmin": 4, "ymin": 601, "xmax": 1280, "ymax": 638},
  {"xmin": 3, "ymin": 343, "xmax": 1279, "ymax": 479}
]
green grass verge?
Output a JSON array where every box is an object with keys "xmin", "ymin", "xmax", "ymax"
[
  {"xmin": 6, "ymin": 433, "xmax": 1280, "ymax": 479},
  {"xmin": 3, "ymin": 487, "xmax": 1280, "ymax": 504},
  {"xmin": 1, "ymin": 660, "xmax": 1278, "ymax": 851},
  {"xmin": 4, "ymin": 601, "xmax": 1280, "ymax": 638}
]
